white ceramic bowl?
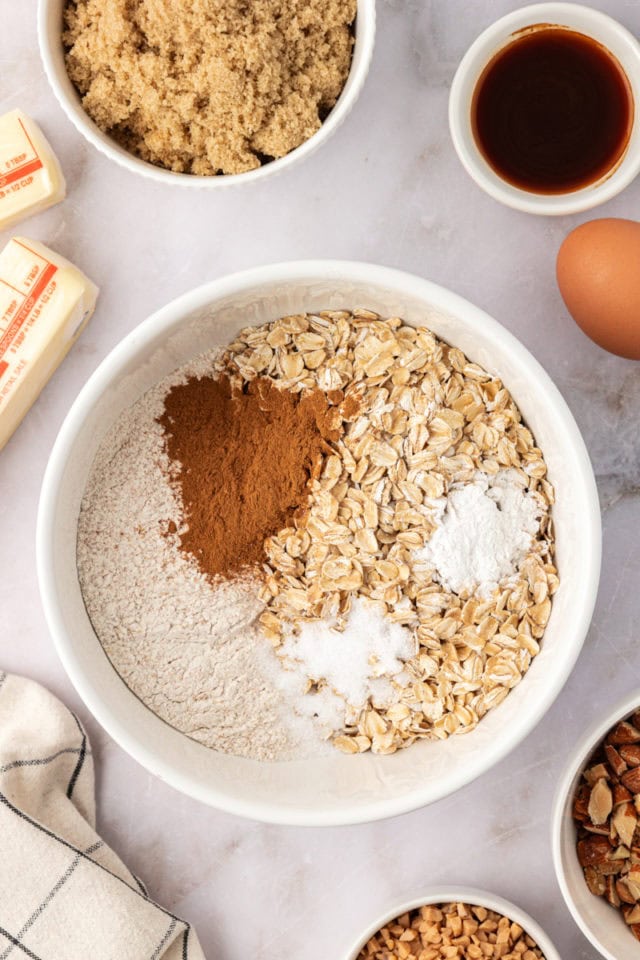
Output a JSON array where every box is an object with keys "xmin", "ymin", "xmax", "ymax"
[
  {"xmin": 343, "ymin": 887, "xmax": 562, "ymax": 960},
  {"xmin": 38, "ymin": 0, "xmax": 375, "ymax": 187},
  {"xmin": 37, "ymin": 260, "xmax": 601, "ymax": 826},
  {"xmin": 449, "ymin": 3, "xmax": 640, "ymax": 215},
  {"xmin": 552, "ymin": 691, "xmax": 640, "ymax": 960}
]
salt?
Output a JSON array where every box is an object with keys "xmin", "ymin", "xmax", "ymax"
[
  {"xmin": 415, "ymin": 469, "xmax": 542, "ymax": 598},
  {"xmin": 279, "ymin": 597, "xmax": 417, "ymax": 717}
]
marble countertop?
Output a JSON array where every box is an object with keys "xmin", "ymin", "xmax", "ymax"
[{"xmin": 3, "ymin": 1, "xmax": 640, "ymax": 957}]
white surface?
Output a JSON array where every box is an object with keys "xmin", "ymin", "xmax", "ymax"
[
  {"xmin": 38, "ymin": 0, "xmax": 375, "ymax": 188},
  {"xmin": 449, "ymin": 3, "xmax": 640, "ymax": 214},
  {"xmin": 37, "ymin": 262, "xmax": 600, "ymax": 825},
  {"xmin": 1, "ymin": 0, "xmax": 639, "ymax": 955},
  {"xmin": 553, "ymin": 690, "xmax": 640, "ymax": 960}
]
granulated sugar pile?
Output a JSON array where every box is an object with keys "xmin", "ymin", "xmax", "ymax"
[
  {"xmin": 279, "ymin": 597, "xmax": 417, "ymax": 729},
  {"xmin": 77, "ymin": 309, "xmax": 558, "ymax": 761}
]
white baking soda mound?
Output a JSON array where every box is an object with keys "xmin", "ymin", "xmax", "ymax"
[{"xmin": 415, "ymin": 469, "xmax": 543, "ymax": 598}]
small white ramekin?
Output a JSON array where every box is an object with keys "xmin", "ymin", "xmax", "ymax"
[
  {"xmin": 37, "ymin": 0, "xmax": 375, "ymax": 188},
  {"xmin": 343, "ymin": 887, "xmax": 562, "ymax": 960},
  {"xmin": 552, "ymin": 691, "xmax": 640, "ymax": 960},
  {"xmin": 449, "ymin": 3, "xmax": 640, "ymax": 216}
]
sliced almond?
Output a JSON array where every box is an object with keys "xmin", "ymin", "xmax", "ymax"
[
  {"xmin": 578, "ymin": 836, "xmax": 613, "ymax": 867},
  {"xmin": 609, "ymin": 721, "xmax": 640, "ymax": 746},
  {"xmin": 623, "ymin": 904, "xmax": 640, "ymax": 925},
  {"xmin": 584, "ymin": 867, "xmax": 606, "ymax": 896},
  {"xmin": 584, "ymin": 763, "xmax": 610, "ymax": 784},
  {"xmin": 573, "ymin": 785, "xmax": 590, "ymax": 822},
  {"xmin": 614, "ymin": 783, "xmax": 633, "ymax": 807},
  {"xmin": 589, "ymin": 778, "xmax": 613, "ymax": 826},
  {"xmin": 583, "ymin": 821, "xmax": 611, "ymax": 836},
  {"xmin": 620, "ymin": 745, "xmax": 640, "ymax": 767},
  {"xmin": 622, "ymin": 767, "xmax": 640, "ymax": 794},
  {"xmin": 611, "ymin": 845, "xmax": 631, "ymax": 861},
  {"xmin": 606, "ymin": 875, "xmax": 622, "ymax": 907},
  {"xmin": 605, "ymin": 743, "xmax": 628, "ymax": 777},
  {"xmin": 625, "ymin": 865, "xmax": 640, "ymax": 901},
  {"xmin": 618, "ymin": 879, "xmax": 638, "ymax": 905},
  {"xmin": 612, "ymin": 802, "xmax": 638, "ymax": 848}
]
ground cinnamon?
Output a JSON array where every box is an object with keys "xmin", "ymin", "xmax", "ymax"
[{"xmin": 160, "ymin": 374, "xmax": 341, "ymax": 580}]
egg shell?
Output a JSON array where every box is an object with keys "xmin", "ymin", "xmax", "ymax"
[{"xmin": 556, "ymin": 218, "xmax": 640, "ymax": 360}]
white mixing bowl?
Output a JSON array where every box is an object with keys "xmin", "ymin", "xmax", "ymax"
[
  {"xmin": 37, "ymin": 260, "xmax": 601, "ymax": 826},
  {"xmin": 38, "ymin": 0, "xmax": 375, "ymax": 187}
]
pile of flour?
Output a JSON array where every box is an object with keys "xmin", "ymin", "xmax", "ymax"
[{"xmin": 76, "ymin": 357, "xmax": 327, "ymax": 762}]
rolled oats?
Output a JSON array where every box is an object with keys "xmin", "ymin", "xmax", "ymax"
[{"xmin": 216, "ymin": 310, "xmax": 557, "ymax": 755}]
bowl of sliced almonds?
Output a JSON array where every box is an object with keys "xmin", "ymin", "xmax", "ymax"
[{"xmin": 553, "ymin": 691, "xmax": 640, "ymax": 960}]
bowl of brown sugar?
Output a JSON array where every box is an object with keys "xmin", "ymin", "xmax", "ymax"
[
  {"xmin": 37, "ymin": 260, "xmax": 600, "ymax": 825},
  {"xmin": 38, "ymin": 0, "xmax": 375, "ymax": 186}
]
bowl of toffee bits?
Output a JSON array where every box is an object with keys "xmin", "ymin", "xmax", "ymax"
[
  {"xmin": 345, "ymin": 888, "xmax": 560, "ymax": 960},
  {"xmin": 38, "ymin": 0, "xmax": 375, "ymax": 186},
  {"xmin": 553, "ymin": 692, "xmax": 640, "ymax": 960}
]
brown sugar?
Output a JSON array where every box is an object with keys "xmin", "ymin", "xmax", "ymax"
[
  {"xmin": 63, "ymin": 0, "xmax": 356, "ymax": 176},
  {"xmin": 159, "ymin": 373, "xmax": 341, "ymax": 580}
]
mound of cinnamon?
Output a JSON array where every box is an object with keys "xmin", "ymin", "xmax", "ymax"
[{"xmin": 160, "ymin": 374, "xmax": 341, "ymax": 580}]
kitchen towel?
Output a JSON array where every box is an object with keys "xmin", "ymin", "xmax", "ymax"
[{"xmin": 0, "ymin": 671, "xmax": 205, "ymax": 960}]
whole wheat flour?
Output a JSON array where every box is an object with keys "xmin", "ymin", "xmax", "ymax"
[{"xmin": 76, "ymin": 353, "xmax": 327, "ymax": 762}]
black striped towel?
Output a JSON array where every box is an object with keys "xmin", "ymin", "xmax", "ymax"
[{"xmin": 0, "ymin": 672, "xmax": 204, "ymax": 960}]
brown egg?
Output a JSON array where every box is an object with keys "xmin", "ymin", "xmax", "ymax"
[{"xmin": 556, "ymin": 218, "xmax": 640, "ymax": 360}]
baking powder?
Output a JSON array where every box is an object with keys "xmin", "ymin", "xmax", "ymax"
[{"xmin": 415, "ymin": 469, "xmax": 543, "ymax": 598}]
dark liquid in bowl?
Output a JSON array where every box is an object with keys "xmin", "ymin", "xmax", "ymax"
[{"xmin": 471, "ymin": 26, "xmax": 634, "ymax": 194}]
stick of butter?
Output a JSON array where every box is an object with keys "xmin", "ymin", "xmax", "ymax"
[
  {"xmin": 0, "ymin": 110, "xmax": 66, "ymax": 230},
  {"xmin": 0, "ymin": 237, "xmax": 99, "ymax": 451}
]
